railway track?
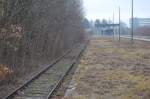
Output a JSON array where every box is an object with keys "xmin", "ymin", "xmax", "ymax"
[
  {"xmin": 120, "ymin": 36, "xmax": 150, "ymax": 42},
  {"xmin": 4, "ymin": 43, "xmax": 87, "ymax": 99}
]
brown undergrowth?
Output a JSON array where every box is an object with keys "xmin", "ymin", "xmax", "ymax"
[{"xmin": 65, "ymin": 38, "xmax": 150, "ymax": 99}]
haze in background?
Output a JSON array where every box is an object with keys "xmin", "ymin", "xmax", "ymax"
[{"xmin": 83, "ymin": 0, "xmax": 150, "ymax": 25}]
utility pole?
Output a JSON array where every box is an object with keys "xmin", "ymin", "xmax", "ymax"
[
  {"xmin": 131, "ymin": 0, "xmax": 134, "ymax": 43},
  {"xmin": 113, "ymin": 12, "xmax": 115, "ymax": 38},
  {"xmin": 119, "ymin": 6, "xmax": 121, "ymax": 42}
]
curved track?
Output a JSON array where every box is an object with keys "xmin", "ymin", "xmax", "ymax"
[{"xmin": 4, "ymin": 43, "xmax": 88, "ymax": 99}]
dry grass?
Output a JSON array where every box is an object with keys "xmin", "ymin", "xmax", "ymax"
[{"xmin": 65, "ymin": 38, "xmax": 150, "ymax": 99}]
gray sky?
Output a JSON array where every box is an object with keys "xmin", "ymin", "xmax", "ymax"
[{"xmin": 83, "ymin": 0, "xmax": 150, "ymax": 25}]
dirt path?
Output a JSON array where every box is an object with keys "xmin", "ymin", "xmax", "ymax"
[{"xmin": 64, "ymin": 38, "xmax": 150, "ymax": 99}]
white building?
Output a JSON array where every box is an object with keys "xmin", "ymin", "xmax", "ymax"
[{"xmin": 130, "ymin": 18, "xmax": 150, "ymax": 29}]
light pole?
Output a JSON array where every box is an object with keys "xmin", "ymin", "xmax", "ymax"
[
  {"xmin": 119, "ymin": 6, "xmax": 121, "ymax": 42},
  {"xmin": 112, "ymin": 12, "xmax": 115, "ymax": 38},
  {"xmin": 131, "ymin": 0, "xmax": 134, "ymax": 43}
]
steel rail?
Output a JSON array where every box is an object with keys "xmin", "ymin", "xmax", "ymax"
[
  {"xmin": 4, "ymin": 41, "xmax": 88, "ymax": 99},
  {"xmin": 4, "ymin": 45, "xmax": 74, "ymax": 99},
  {"xmin": 46, "ymin": 42, "xmax": 88, "ymax": 99}
]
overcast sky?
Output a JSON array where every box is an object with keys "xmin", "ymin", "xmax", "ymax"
[{"xmin": 83, "ymin": 0, "xmax": 150, "ymax": 25}]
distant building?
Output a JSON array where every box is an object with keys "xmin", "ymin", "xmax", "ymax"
[
  {"xmin": 95, "ymin": 23, "xmax": 119, "ymax": 36},
  {"xmin": 130, "ymin": 18, "xmax": 150, "ymax": 29}
]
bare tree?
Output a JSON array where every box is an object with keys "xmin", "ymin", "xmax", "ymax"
[{"xmin": 0, "ymin": 0, "xmax": 85, "ymax": 86}]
